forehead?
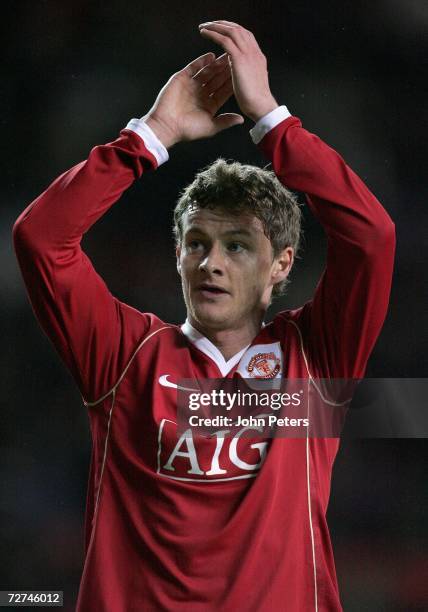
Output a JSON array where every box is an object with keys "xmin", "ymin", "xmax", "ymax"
[{"xmin": 182, "ymin": 207, "xmax": 265, "ymax": 237}]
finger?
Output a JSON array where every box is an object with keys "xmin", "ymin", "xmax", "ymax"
[
  {"xmin": 202, "ymin": 63, "xmax": 231, "ymax": 97},
  {"xmin": 202, "ymin": 19, "xmax": 242, "ymax": 28},
  {"xmin": 199, "ymin": 22, "xmax": 238, "ymax": 35},
  {"xmin": 193, "ymin": 52, "xmax": 228, "ymax": 83},
  {"xmin": 212, "ymin": 113, "xmax": 244, "ymax": 134},
  {"xmin": 199, "ymin": 21, "xmax": 253, "ymax": 47},
  {"xmin": 183, "ymin": 52, "xmax": 216, "ymax": 77},
  {"xmin": 208, "ymin": 76, "xmax": 235, "ymax": 111},
  {"xmin": 211, "ymin": 51, "xmax": 229, "ymax": 66},
  {"xmin": 199, "ymin": 55, "xmax": 230, "ymax": 88},
  {"xmin": 199, "ymin": 27, "xmax": 238, "ymax": 55},
  {"xmin": 214, "ymin": 21, "xmax": 255, "ymax": 40}
]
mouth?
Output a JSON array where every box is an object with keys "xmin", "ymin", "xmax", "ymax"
[{"xmin": 196, "ymin": 283, "xmax": 230, "ymax": 298}]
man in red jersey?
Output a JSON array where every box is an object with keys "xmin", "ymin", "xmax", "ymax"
[{"xmin": 13, "ymin": 20, "xmax": 395, "ymax": 612}]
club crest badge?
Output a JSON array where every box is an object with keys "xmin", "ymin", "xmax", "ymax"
[
  {"xmin": 247, "ymin": 352, "xmax": 281, "ymax": 379},
  {"xmin": 237, "ymin": 342, "xmax": 283, "ymax": 381}
]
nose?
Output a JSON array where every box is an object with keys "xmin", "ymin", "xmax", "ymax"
[{"xmin": 199, "ymin": 243, "xmax": 225, "ymax": 275}]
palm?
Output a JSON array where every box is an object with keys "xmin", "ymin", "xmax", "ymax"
[
  {"xmin": 147, "ymin": 53, "xmax": 243, "ymax": 144},
  {"xmin": 175, "ymin": 75, "xmax": 227, "ymax": 139}
]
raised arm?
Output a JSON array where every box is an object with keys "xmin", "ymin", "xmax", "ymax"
[
  {"xmin": 257, "ymin": 113, "xmax": 395, "ymax": 378},
  {"xmin": 13, "ymin": 52, "xmax": 243, "ymax": 403},
  {"xmin": 200, "ymin": 21, "xmax": 396, "ymax": 378}
]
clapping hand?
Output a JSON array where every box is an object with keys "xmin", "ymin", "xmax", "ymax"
[{"xmin": 145, "ymin": 52, "xmax": 244, "ymax": 147}]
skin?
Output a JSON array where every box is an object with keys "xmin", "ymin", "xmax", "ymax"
[
  {"xmin": 143, "ymin": 20, "xmax": 293, "ymax": 358},
  {"xmin": 177, "ymin": 208, "xmax": 293, "ymax": 360},
  {"xmin": 144, "ymin": 20, "xmax": 278, "ymax": 145}
]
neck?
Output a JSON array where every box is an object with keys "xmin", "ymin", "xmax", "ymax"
[{"xmin": 188, "ymin": 315, "xmax": 264, "ymax": 360}]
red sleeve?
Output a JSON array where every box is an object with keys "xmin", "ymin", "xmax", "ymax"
[
  {"xmin": 259, "ymin": 116, "xmax": 395, "ymax": 378},
  {"xmin": 13, "ymin": 129, "xmax": 160, "ymax": 403}
]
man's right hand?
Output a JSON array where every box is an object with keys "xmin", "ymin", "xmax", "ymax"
[{"xmin": 144, "ymin": 53, "xmax": 244, "ymax": 148}]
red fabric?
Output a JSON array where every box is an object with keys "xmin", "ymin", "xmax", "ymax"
[{"xmin": 13, "ymin": 118, "xmax": 395, "ymax": 611}]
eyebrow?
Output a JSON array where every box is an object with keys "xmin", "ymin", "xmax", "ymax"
[{"xmin": 185, "ymin": 226, "xmax": 255, "ymax": 238}]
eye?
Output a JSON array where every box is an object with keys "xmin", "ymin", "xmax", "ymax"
[
  {"xmin": 227, "ymin": 242, "xmax": 244, "ymax": 253},
  {"xmin": 187, "ymin": 239, "xmax": 204, "ymax": 253}
]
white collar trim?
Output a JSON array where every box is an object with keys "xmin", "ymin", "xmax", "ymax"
[{"xmin": 181, "ymin": 320, "xmax": 249, "ymax": 377}]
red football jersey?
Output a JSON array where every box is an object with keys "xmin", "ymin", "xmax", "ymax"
[{"xmin": 13, "ymin": 112, "xmax": 395, "ymax": 611}]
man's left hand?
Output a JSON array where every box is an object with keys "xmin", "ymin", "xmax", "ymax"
[{"xmin": 199, "ymin": 20, "xmax": 278, "ymax": 122}]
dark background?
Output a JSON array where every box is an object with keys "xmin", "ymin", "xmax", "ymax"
[{"xmin": 1, "ymin": 1, "xmax": 427, "ymax": 610}]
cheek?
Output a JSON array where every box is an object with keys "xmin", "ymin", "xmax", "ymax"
[
  {"xmin": 179, "ymin": 254, "xmax": 189, "ymax": 274},
  {"xmin": 233, "ymin": 262, "xmax": 263, "ymax": 294},
  {"xmin": 245, "ymin": 259, "xmax": 273, "ymax": 293},
  {"xmin": 179, "ymin": 258, "xmax": 196, "ymax": 287}
]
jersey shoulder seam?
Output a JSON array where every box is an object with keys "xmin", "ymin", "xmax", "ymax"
[{"xmin": 83, "ymin": 323, "xmax": 176, "ymax": 408}]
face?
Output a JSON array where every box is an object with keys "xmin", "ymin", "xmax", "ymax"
[{"xmin": 176, "ymin": 207, "xmax": 293, "ymax": 335}]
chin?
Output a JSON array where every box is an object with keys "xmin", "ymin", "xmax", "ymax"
[{"xmin": 191, "ymin": 304, "xmax": 233, "ymax": 331}]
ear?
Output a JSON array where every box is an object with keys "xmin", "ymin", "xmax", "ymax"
[
  {"xmin": 270, "ymin": 247, "xmax": 294, "ymax": 286},
  {"xmin": 176, "ymin": 244, "xmax": 182, "ymax": 276}
]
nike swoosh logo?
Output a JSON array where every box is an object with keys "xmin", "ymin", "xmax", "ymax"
[{"xmin": 158, "ymin": 374, "xmax": 198, "ymax": 392}]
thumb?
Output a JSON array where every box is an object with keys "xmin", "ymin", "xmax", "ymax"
[{"xmin": 213, "ymin": 113, "xmax": 244, "ymax": 134}]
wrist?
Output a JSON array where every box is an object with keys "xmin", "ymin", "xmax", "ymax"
[
  {"xmin": 144, "ymin": 115, "xmax": 178, "ymax": 149},
  {"xmin": 248, "ymin": 96, "xmax": 279, "ymax": 123}
]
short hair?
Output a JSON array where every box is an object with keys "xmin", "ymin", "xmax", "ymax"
[{"xmin": 173, "ymin": 158, "xmax": 302, "ymax": 297}]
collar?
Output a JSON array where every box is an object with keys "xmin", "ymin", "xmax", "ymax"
[{"xmin": 180, "ymin": 319, "xmax": 251, "ymax": 377}]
